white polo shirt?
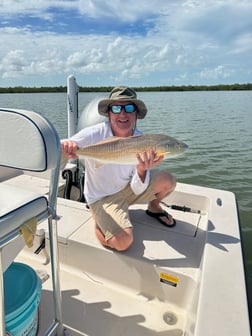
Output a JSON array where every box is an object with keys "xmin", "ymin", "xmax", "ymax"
[{"xmin": 69, "ymin": 120, "xmax": 150, "ymax": 204}]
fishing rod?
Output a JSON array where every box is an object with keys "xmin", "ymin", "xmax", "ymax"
[{"xmin": 161, "ymin": 201, "xmax": 204, "ymax": 215}]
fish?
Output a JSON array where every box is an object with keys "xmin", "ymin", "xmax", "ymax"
[{"xmin": 72, "ymin": 134, "xmax": 188, "ymax": 165}]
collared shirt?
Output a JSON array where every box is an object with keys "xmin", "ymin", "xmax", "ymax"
[{"xmin": 69, "ymin": 120, "xmax": 150, "ymax": 204}]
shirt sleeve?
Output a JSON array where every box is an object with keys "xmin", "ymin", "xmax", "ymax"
[
  {"xmin": 68, "ymin": 121, "xmax": 113, "ymax": 147},
  {"xmin": 130, "ymin": 168, "xmax": 150, "ymax": 195}
]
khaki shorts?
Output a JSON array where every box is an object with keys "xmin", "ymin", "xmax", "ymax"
[{"xmin": 89, "ymin": 172, "xmax": 157, "ymax": 241}]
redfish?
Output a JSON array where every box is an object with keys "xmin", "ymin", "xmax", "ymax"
[{"xmin": 74, "ymin": 134, "xmax": 188, "ymax": 165}]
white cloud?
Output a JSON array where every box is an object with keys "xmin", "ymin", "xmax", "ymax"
[
  {"xmin": 199, "ymin": 65, "xmax": 228, "ymax": 80},
  {"xmin": 0, "ymin": 0, "xmax": 251, "ymax": 86},
  {"xmin": 0, "ymin": 0, "xmax": 73, "ymax": 15},
  {"xmin": 77, "ymin": 0, "xmax": 164, "ymax": 21},
  {"xmin": 1, "ymin": 50, "xmax": 26, "ymax": 78}
]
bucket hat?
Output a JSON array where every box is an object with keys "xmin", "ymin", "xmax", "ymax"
[{"xmin": 98, "ymin": 86, "xmax": 147, "ymax": 119}]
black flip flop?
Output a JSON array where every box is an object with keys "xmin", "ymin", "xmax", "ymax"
[{"xmin": 146, "ymin": 209, "xmax": 176, "ymax": 227}]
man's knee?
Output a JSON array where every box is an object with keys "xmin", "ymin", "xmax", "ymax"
[
  {"xmin": 108, "ymin": 228, "xmax": 133, "ymax": 251},
  {"xmin": 154, "ymin": 170, "xmax": 176, "ymax": 194},
  {"xmin": 166, "ymin": 171, "xmax": 176, "ymax": 191}
]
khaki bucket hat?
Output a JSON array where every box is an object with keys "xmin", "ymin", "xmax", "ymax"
[{"xmin": 98, "ymin": 86, "xmax": 147, "ymax": 119}]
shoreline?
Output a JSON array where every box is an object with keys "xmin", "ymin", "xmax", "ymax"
[{"xmin": 0, "ymin": 83, "xmax": 252, "ymax": 93}]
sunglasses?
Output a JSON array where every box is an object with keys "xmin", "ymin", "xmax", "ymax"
[{"xmin": 109, "ymin": 104, "xmax": 137, "ymax": 114}]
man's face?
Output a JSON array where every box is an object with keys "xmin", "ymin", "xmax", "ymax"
[{"xmin": 108, "ymin": 101, "xmax": 137, "ymax": 137}]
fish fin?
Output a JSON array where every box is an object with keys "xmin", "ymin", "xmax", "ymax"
[
  {"xmin": 89, "ymin": 134, "xmax": 143, "ymax": 146},
  {"xmin": 91, "ymin": 136, "xmax": 123, "ymax": 146},
  {"xmin": 156, "ymin": 150, "xmax": 171, "ymax": 157}
]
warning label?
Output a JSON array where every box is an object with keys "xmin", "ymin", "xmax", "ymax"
[{"xmin": 160, "ymin": 272, "xmax": 179, "ymax": 287}]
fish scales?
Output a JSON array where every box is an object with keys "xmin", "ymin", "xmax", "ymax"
[
  {"xmin": 77, "ymin": 137, "xmax": 148, "ymax": 163},
  {"xmin": 75, "ymin": 134, "xmax": 188, "ymax": 165}
]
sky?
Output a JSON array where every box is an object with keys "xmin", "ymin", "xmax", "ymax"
[{"xmin": 0, "ymin": 0, "xmax": 252, "ymax": 87}]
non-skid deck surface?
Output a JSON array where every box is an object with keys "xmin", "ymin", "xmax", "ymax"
[
  {"xmin": 15, "ymin": 195, "xmax": 207, "ymax": 336},
  {"xmin": 39, "ymin": 197, "xmax": 201, "ymax": 243},
  {"xmin": 2, "ymin": 172, "xmax": 65, "ymax": 195},
  {"xmin": 36, "ymin": 196, "xmax": 206, "ymax": 278}
]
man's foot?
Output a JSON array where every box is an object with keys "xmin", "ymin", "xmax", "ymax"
[{"xmin": 146, "ymin": 209, "xmax": 176, "ymax": 227}]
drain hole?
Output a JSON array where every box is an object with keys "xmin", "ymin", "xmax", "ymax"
[{"xmin": 163, "ymin": 311, "xmax": 178, "ymax": 325}]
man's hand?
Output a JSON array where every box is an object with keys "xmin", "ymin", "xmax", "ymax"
[
  {"xmin": 136, "ymin": 149, "xmax": 164, "ymax": 182},
  {"xmin": 61, "ymin": 140, "xmax": 78, "ymax": 159}
]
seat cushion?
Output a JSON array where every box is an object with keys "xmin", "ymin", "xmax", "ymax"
[{"xmin": 0, "ymin": 184, "xmax": 48, "ymax": 238}]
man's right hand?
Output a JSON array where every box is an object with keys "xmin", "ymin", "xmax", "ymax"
[{"xmin": 61, "ymin": 140, "xmax": 78, "ymax": 159}]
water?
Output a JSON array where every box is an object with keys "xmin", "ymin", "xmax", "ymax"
[{"xmin": 1, "ymin": 90, "xmax": 252, "ymax": 317}]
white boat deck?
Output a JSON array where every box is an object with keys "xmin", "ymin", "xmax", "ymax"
[{"xmin": 2, "ymin": 171, "xmax": 251, "ymax": 336}]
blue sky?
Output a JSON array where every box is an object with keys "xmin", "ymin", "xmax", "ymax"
[{"xmin": 0, "ymin": 0, "xmax": 251, "ymax": 87}]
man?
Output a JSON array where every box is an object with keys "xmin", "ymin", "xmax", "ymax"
[{"xmin": 61, "ymin": 86, "xmax": 176, "ymax": 251}]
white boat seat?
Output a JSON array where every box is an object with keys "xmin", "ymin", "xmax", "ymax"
[
  {"xmin": 0, "ymin": 108, "xmax": 63, "ymax": 336},
  {"xmin": 0, "ymin": 184, "xmax": 47, "ymax": 238}
]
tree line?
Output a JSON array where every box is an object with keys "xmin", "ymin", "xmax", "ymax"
[{"xmin": 0, "ymin": 83, "xmax": 251, "ymax": 93}]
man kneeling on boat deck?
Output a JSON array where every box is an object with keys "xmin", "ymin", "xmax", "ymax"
[{"xmin": 61, "ymin": 86, "xmax": 176, "ymax": 251}]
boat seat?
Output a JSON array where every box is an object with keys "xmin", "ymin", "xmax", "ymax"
[
  {"xmin": 0, "ymin": 184, "xmax": 47, "ymax": 237},
  {"xmin": 0, "ymin": 108, "xmax": 64, "ymax": 336}
]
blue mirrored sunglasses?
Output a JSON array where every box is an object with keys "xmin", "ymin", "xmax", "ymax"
[{"xmin": 109, "ymin": 104, "xmax": 136, "ymax": 114}]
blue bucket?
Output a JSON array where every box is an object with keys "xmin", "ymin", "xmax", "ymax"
[{"xmin": 4, "ymin": 262, "xmax": 42, "ymax": 336}]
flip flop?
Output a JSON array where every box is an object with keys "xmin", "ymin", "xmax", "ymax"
[{"xmin": 146, "ymin": 209, "xmax": 176, "ymax": 227}]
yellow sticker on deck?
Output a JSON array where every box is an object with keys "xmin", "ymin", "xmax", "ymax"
[{"xmin": 160, "ymin": 272, "xmax": 179, "ymax": 287}]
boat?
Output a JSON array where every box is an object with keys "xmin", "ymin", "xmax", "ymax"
[{"xmin": 0, "ymin": 75, "xmax": 250, "ymax": 335}]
